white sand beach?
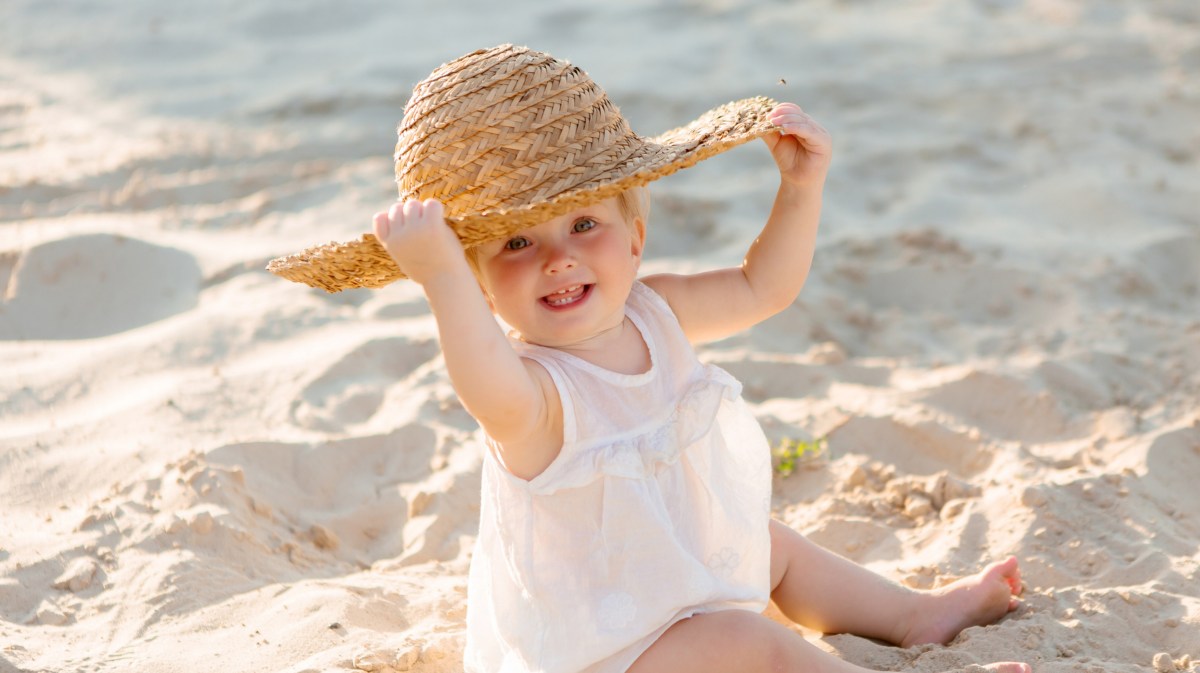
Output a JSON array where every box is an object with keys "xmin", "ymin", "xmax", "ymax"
[{"xmin": 1, "ymin": 1, "xmax": 1198, "ymax": 671}]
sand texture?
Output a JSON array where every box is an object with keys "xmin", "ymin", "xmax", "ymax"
[{"xmin": 2, "ymin": 1, "xmax": 1198, "ymax": 671}]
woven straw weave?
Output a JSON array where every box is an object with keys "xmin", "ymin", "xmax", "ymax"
[{"xmin": 268, "ymin": 44, "xmax": 778, "ymax": 292}]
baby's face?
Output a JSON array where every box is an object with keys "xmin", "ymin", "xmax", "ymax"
[{"xmin": 473, "ymin": 197, "xmax": 645, "ymax": 348}]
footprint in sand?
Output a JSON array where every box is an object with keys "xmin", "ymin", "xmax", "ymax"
[
  {"xmin": 1144, "ymin": 426, "xmax": 1200, "ymax": 533},
  {"xmin": 859, "ymin": 262, "xmax": 1054, "ymax": 326},
  {"xmin": 920, "ymin": 370, "xmax": 1076, "ymax": 444},
  {"xmin": 209, "ymin": 425, "xmax": 438, "ymax": 563},
  {"xmin": 828, "ymin": 415, "xmax": 992, "ymax": 477},
  {"xmin": 712, "ymin": 359, "xmax": 832, "ymax": 403},
  {"xmin": 0, "ymin": 233, "xmax": 200, "ymax": 340},
  {"xmin": 1037, "ymin": 351, "xmax": 1165, "ymax": 414},
  {"xmin": 293, "ymin": 336, "xmax": 440, "ymax": 431},
  {"xmin": 1130, "ymin": 234, "xmax": 1200, "ymax": 308}
]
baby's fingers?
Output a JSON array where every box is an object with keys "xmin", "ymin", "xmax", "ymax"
[
  {"xmin": 375, "ymin": 198, "xmax": 451, "ymax": 253},
  {"xmin": 768, "ymin": 103, "xmax": 808, "ymax": 125},
  {"xmin": 402, "ymin": 198, "xmax": 424, "ymax": 221},
  {"xmin": 421, "ymin": 198, "xmax": 444, "ymax": 221},
  {"xmin": 775, "ymin": 116, "xmax": 831, "ymax": 151},
  {"xmin": 770, "ymin": 109, "xmax": 820, "ymax": 134},
  {"xmin": 389, "ymin": 200, "xmax": 409, "ymax": 226},
  {"xmin": 396, "ymin": 198, "xmax": 447, "ymax": 225},
  {"xmin": 373, "ymin": 210, "xmax": 393, "ymax": 241},
  {"xmin": 769, "ymin": 101, "xmax": 804, "ymax": 117}
]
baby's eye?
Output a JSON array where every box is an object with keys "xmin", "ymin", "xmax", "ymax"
[
  {"xmin": 573, "ymin": 218, "xmax": 596, "ymax": 233},
  {"xmin": 505, "ymin": 236, "xmax": 531, "ymax": 250}
]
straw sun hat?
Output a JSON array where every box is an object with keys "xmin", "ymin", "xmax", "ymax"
[{"xmin": 267, "ymin": 44, "xmax": 779, "ymax": 292}]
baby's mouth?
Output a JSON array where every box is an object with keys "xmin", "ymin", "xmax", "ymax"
[{"xmin": 541, "ymin": 284, "xmax": 591, "ymax": 308}]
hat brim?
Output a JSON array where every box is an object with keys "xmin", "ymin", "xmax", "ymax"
[{"xmin": 267, "ymin": 96, "xmax": 779, "ymax": 292}]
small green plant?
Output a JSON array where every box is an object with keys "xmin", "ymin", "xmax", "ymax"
[{"xmin": 772, "ymin": 436, "xmax": 829, "ymax": 476}]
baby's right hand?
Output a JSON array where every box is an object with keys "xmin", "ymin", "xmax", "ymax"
[{"xmin": 372, "ymin": 198, "xmax": 466, "ymax": 285}]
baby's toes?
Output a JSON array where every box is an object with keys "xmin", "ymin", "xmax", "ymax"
[{"xmin": 1005, "ymin": 574, "xmax": 1022, "ymax": 595}]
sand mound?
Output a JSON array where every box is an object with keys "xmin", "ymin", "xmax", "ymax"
[{"xmin": 0, "ymin": 234, "xmax": 200, "ymax": 340}]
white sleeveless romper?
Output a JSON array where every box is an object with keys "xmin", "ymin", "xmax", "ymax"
[{"xmin": 464, "ymin": 281, "xmax": 773, "ymax": 673}]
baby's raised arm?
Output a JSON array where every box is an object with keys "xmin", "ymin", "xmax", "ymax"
[
  {"xmin": 643, "ymin": 103, "xmax": 832, "ymax": 343},
  {"xmin": 372, "ymin": 200, "xmax": 556, "ymax": 469}
]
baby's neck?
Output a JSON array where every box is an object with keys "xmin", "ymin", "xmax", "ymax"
[{"xmin": 550, "ymin": 317, "xmax": 651, "ymax": 376}]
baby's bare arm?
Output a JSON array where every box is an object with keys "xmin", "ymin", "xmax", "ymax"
[
  {"xmin": 372, "ymin": 200, "xmax": 551, "ymax": 450},
  {"xmin": 644, "ymin": 103, "xmax": 831, "ymax": 343}
]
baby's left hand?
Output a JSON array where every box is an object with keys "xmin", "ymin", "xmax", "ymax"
[{"xmin": 764, "ymin": 103, "xmax": 832, "ymax": 189}]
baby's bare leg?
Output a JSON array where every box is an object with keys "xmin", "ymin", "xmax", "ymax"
[
  {"xmin": 627, "ymin": 609, "xmax": 876, "ymax": 673},
  {"xmin": 627, "ymin": 609, "xmax": 1030, "ymax": 673},
  {"xmin": 768, "ymin": 520, "xmax": 1022, "ymax": 647}
]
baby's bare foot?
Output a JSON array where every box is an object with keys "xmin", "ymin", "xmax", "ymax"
[{"xmin": 902, "ymin": 556, "xmax": 1023, "ymax": 648}]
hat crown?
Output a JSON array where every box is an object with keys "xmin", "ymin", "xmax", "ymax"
[{"xmin": 394, "ymin": 45, "xmax": 643, "ymax": 221}]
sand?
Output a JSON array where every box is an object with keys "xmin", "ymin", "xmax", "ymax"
[{"xmin": 2, "ymin": 1, "xmax": 1198, "ymax": 671}]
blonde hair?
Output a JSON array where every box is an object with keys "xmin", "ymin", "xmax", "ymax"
[
  {"xmin": 465, "ymin": 187, "xmax": 649, "ymax": 280},
  {"xmin": 615, "ymin": 186, "xmax": 650, "ymax": 227}
]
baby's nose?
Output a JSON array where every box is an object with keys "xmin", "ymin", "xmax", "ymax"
[{"xmin": 543, "ymin": 246, "xmax": 577, "ymax": 273}]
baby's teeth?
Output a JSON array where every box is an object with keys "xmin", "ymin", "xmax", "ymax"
[{"xmin": 544, "ymin": 284, "xmax": 586, "ymax": 306}]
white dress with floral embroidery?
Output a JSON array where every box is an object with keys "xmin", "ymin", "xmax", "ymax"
[{"xmin": 464, "ymin": 281, "xmax": 773, "ymax": 673}]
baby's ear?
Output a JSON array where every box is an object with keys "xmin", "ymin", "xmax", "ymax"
[{"xmin": 631, "ymin": 216, "xmax": 647, "ymax": 259}]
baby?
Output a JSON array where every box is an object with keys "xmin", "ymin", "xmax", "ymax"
[{"xmin": 271, "ymin": 44, "xmax": 1027, "ymax": 673}]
